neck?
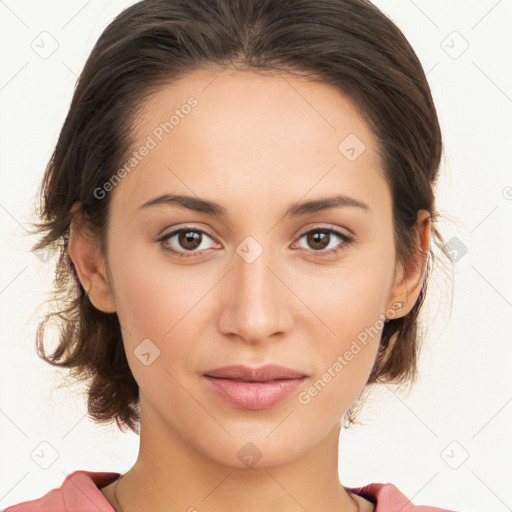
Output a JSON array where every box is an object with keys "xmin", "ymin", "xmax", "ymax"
[{"xmin": 112, "ymin": 394, "xmax": 361, "ymax": 512}]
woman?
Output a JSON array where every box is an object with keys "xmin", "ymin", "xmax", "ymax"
[{"xmin": 5, "ymin": 0, "xmax": 457, "ymax": 510}]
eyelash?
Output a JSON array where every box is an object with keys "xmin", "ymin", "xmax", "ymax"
[{"xmin": 157, "ymin": 226, "xmax": 354, "ymax": 259}]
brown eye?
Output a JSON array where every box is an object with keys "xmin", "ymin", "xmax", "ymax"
[
  {"xmin": 159, "ymin": 227, "xmax": 217, "ymax": 257},
  {"xmin": 177, "ymin": 230, "xmax": 202, "ymax": 251},
  {"xmin": 305, "ymin": 230, "xmax": 331, "ymax": 250},
  {"xmin": 296, "ymin": 227, "xmax": 353, "ymax": 257}
]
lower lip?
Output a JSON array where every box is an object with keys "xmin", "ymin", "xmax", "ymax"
[{"xmin": 203, "ymin": 376, "xmax": 307, "ymax": 410}]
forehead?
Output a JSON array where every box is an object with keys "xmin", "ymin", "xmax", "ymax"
[
  {"xmin": 133, "ymin": 67, "xmax": 375, "ymax": 151},
  {"xmin": 111, "ymin": 68, "xmax": 389, "ymax": 217}
]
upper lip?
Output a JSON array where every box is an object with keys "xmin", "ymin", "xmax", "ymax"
[{"xmin": 204, "ymin": 364, "xmax": 307, "ymax": 382}]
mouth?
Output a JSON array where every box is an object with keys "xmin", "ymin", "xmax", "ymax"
[
  {"xmin": 207, "ymin": 377, "xmax": 299, "ymax": 383},
  {"xmin": 202, "ymin": 364, "xmax": 308, "ymax": 410},
  {"xmin": 203, "ymin": 363, "xmax": 307, "ymax": 382}
]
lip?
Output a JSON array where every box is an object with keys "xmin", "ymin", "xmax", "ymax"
[
  {"xmin": 203, "ymin": 364, "xmax": 308, "ymax": 410},
  {"xmin": 203, "ymin": 364, "xmax": 307, "ymax": 381}
]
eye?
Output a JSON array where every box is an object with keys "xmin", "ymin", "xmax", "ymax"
[
  {"xmin": 157, "ymin": 225, "xmax": 354, "ymax": 259},
  {"xmin": 158, "ymin": 227, "xmax": 218, "ymax": 258},
  {"xmin": 294, "ymin": 226, "xmax": 354, "ymax": 258}
]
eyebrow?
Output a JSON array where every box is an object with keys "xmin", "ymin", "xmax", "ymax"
[{"xmin": 137, "ymin": 193, "xmax": 371, "ymax": 217}]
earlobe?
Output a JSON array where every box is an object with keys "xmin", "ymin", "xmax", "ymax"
[
  {"xmin": 68, "ymin": 210, "xmax": 117, "ymax": 314},
  {"xmin": 387, "ymin": 210, "xmax": 431, "ymax": 319}
]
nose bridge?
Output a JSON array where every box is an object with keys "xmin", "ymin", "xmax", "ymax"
[
  {"xmin": 237, "ymin": 242, "xmax": 274, "ymax": 303},
  {"xmin": 220, "ymin": 234, "xmax": 291, "ymax": 341}
]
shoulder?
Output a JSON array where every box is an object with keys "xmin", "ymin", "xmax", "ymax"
[
  {"xmin": 2, "ymin": 470, "xmax": 120, "ymax": 512},
  {"xmin": 348, "ymin": 482, "xmax": 460, "ymax": 512}
]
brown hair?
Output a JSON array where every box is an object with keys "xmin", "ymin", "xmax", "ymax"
[{"xmin": 29, "ymin": 0, "xmax": 451, "ymax": 434}]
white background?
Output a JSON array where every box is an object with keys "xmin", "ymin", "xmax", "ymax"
[{"xmin": 0, "ymin": 1, "xmax": 511, "ymax": 511}]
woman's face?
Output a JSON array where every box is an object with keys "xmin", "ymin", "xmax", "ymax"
[{"xmin": 84, "ymin": 68, "xmax": 415, "ymax": 467}]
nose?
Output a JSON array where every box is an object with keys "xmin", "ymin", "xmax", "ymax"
[{"xmin": 217, "ymin": 241, "xmax": 294, "ymax": 344}]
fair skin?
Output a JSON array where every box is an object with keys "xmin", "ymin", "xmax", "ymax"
[{"xmin": 69, "ymin": 68, "xmax": 430, "ymax": 512}]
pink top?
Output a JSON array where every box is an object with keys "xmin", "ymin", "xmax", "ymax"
[{"xmin": 2, "ymin": 470, "xmax": 458, "ymax": 511}]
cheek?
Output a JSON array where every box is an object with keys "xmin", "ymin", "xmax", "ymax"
[
  {"xmin": 109, "ymin": 257, "xmax": 200, "ymax": 397},
  {"xmin": 296, "ymin": 248, "xmax": 393, "ymax": 339},
  {"xmin": 108, "ymin": 244, "xmax": 217, "ymax": 383},
  {"xmin": 109, "ymin": 234, "xmax": 206, "ymax": 336},
  {"xmin": 298, "ymin": 343, "xmax": 378, "ymax": 417},
  {"xmin": 294, "ymin": 244, "xmax": 393, "ymax": 406},
  {"xmin": 296, "ymin": 291, "xmax": 384, "ymax": 423}
]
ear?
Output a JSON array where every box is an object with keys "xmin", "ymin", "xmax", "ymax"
[
  {"xmin": 68, "ymin": 203, "xmax": 117, "ymax": 313},
  {"xmin": 387, "ymin": 209, "xmax": 431, "ymax": 318}
]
